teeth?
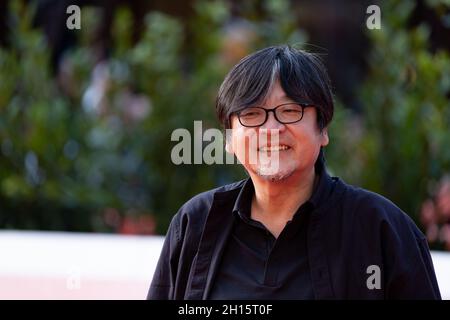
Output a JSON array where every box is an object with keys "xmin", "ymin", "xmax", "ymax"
[{"xmin": 259, "ymin": 145, "xmax": 290, "ymax": 151}]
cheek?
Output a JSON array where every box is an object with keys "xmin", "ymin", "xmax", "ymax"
[
  {"xmin": 292, "ymin": 128, "xmax": 324, "ymax": 156},
  {"xmin": 231, "ymin": 128, "xmax": 258, "ymax": 160}
]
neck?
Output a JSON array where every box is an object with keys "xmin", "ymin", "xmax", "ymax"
[{"xmin": 250, "ymin": 167, "xmax": 317, "ymax": 223}]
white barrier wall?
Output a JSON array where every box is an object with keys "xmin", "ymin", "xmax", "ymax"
[
  {"xmin": 0, "ymin": 231, "xmax": 164, "ymax": 299},
  {"xmin": 0, "ymin": 231, "xmax": 449, "ymax": 299}
]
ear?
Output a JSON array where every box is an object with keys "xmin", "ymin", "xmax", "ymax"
[{"xmin": 320, "ymin": 128, "xmax": 329, "ymax": 147}]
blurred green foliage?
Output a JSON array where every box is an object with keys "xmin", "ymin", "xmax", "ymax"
[
  {"xmin": 0, "ymin": 0, "xmax": 305, "ymax": 233},
  {"xmin": 327, "ymin": 0, "xmax": 450, "ymax": 226},
  {"xmin": 0, "ymin": 0, "xmax": 449, "ymax": 236}
]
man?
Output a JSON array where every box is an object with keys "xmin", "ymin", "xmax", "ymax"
[{"xmin": 147, "ymin": 45, "xmax": 441, "ymax": 299}]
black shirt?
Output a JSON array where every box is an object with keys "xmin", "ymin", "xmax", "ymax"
[
  {"xmin": 209, "ymin": 165, "xmax": 331, "ymax": 299},
  {"xmin": 148, "ymin": 158, "xmax": 441, "ymax": 300}
]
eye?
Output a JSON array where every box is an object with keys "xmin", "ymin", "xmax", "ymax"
[
  {"xmin": 240, "ymin": 108, "xmax": 263, "ymax": 117},
  {"xmin": 281, "ymin": 106, "xmax": 302, "ymax": 113}
]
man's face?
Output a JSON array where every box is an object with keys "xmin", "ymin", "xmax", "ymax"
[{"xmin": 227, "ymin": 81, "xmax": 329, "ymax": 182}]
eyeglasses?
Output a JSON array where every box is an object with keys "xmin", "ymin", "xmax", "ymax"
[{"xmin": 236, "ymin": 103, "xmax": 314, "ymax": 127}]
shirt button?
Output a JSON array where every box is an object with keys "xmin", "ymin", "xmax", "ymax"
[{"xmin": 318, "ymin": 268, "xmax": 325, "ymax": 279}]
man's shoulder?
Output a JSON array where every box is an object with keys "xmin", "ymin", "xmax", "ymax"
[
  {"xmin": 177, "ymin": 179, "xmax": 247, "ymax": 216},
  {"xmin": 340, "ymin": 181, "xmax": 399, "ymax": 212},
  {"xmin": 337, "ymin": 179, "xmax": 422, "ymax": 236},
  {"xmin": 166, "ymin": 179, "xmax": 246, "ymax": 242}
]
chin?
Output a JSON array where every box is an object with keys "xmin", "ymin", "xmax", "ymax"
[{"xmin": 255, "ymin": 165, "xmax": 296, "ymax": 182}]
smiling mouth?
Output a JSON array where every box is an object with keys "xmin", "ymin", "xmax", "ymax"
[{"xmin": 258, "ymin": 145, "xmax": 291, "ymax": 152}]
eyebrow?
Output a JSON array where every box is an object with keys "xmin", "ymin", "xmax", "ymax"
[{"xmin": 262, "ymin": 94, "xmax": 296, "ymax": 106}]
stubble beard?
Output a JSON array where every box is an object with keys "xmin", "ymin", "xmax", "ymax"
[{"xmin": 255, "ymin": 164, "xmax": 295, "ymax": 182}]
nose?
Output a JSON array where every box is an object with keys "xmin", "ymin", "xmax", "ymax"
[
  {"xmin": 260, "ymin": 110, "xmax": 286, "ymax": 132},
  {"xmin": 259, "ymin": 112, "xmax": 285, "ymax": 146}
]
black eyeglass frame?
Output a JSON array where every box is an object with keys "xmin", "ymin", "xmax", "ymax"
[{"xmin": 235, "ymin": 102, "xmax": 315, "ymax": 128}]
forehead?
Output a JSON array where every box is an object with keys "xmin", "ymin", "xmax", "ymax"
[{"xmin": 259, "ymin": 81, "xmax": 293, "ymax": 106}]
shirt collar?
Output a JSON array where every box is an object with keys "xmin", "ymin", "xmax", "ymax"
[
  {"xmin": 232, "ymin": 177, "xmax": 254, "ymax": 222},
  {"xmin": 308, "ymin": 159, "xmax": 332, "ymax": 209},
  {"xmin": 232, "ymin": 159, "xmax": 334, "ymax": 220}
]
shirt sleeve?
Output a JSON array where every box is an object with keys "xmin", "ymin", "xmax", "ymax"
[
  {"xmin": 382, "ymin": 217, "xmax": 442, "ymax": 299},
  {"xmin": 147, "ymin": 214, "xmax": 182, "ymax": 300}
]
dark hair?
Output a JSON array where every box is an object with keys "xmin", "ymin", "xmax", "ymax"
[{"xmin": 216, "ymin": 45, "xmax": 334, "ymax": 130}]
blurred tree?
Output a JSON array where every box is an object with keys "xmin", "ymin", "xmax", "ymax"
[
  {"xmin": 0, "ymin": 0, "xmax": 304, "ymax": 234},
  {"xmin": 327, "ymin": 0, "xmax": 450, "ymax": 233},
  {"xmin": 2, "ymin": 0, "xmax": 448, "ymax": 242}
]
